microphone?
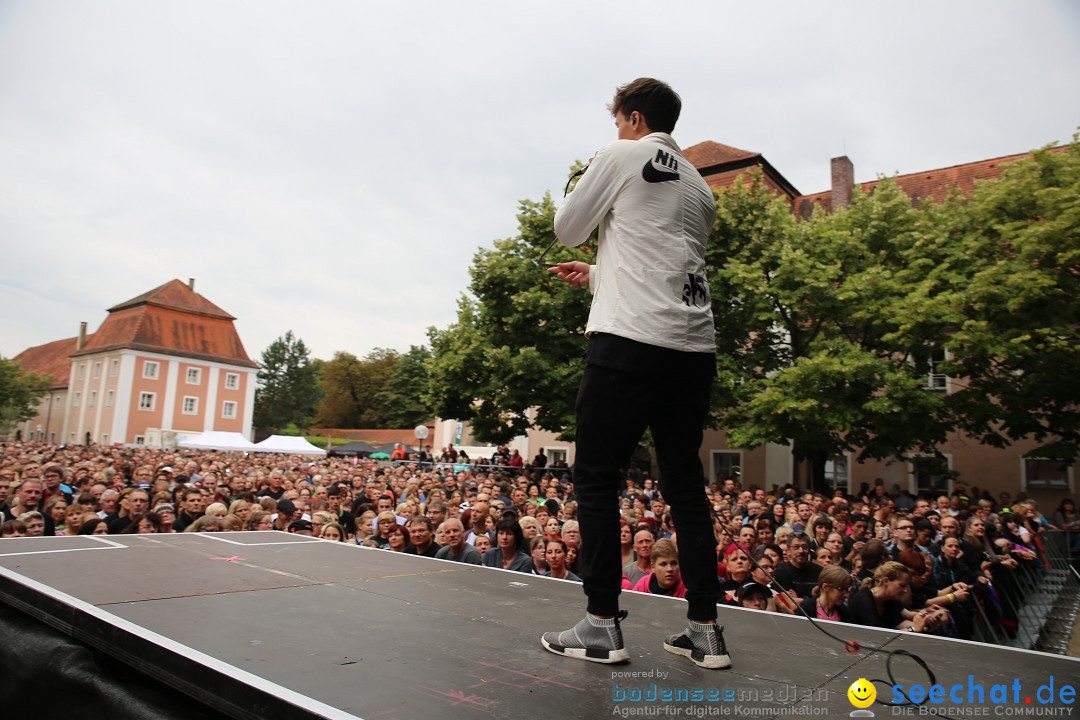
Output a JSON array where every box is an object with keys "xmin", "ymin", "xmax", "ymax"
[{"xmin": 538, "ymin": 166, "xmax": 588, "ymax": 265}]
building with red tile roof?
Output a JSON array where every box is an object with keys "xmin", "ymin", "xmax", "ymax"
[
  {"xmin": 677, "ymin": 140, "xmax": 1074, "ymax": 503},
  {"xmin": 12, "ymin": 280, "xmax": 258, "ymax": 447}
]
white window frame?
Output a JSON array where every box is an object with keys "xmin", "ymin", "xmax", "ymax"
[
  {"xmin": 923, "ymin": 346, "xmax": 949, "ymax": 391},
  {"xmin": 182, "ymin": 396, "xmax": 199, "ymax": 415},
  {"xmin": 88, "ymin": 391, "xmax": 97, "ymax": 409},
  {"xmin": 101, "ymin": 433, "xmax": 109, "ymax": 445},
  {"xmin": 73, "ymin": 392, "xmax": 81, "ymax": 408},
  {"xmin": 1021, "ymin": 458, "xmax": 1074, "ymax": 492},
  {"xmin": 823, "ymin": 454, "xmax": 852, "ymax": 493},
  {"xmin": 225, "ymin": 373, "xmax": 239, "ymax": 390},
  {"xmin": 906, "ymin": 454, "xmax": 953, "ymax": 495},
  {"xmin": 110, "ymin": 359, "xmax": 119, "ymax": 377},
  {"xmin": 711, "ymin": 450, "xmax": 743, "ymax": 485},
  {"xmin": 68, "ymin": 433, "xmax": 75, "ymax": 443},
  {"xmin": 186, "ymin": 367, "xmax": 202, "ymax": 385},
  {"xmin": 93, "ymin": 362, "xmax": 101, "ymax": 379},
  {"xmin": 143, "ymin": 361, "xmax": 160, "ymax": 380},
  {"xmin": 49, "ymin": 432, "xmax": 56, "ymax": 443},
  {"xmin": 134, "ymin": 435, "xmax": 145, "ymax": 446},
  {"xmin": 222, "ymin": 400, "xmax": 237, "ymax": 419},
  {"xmin": 105, "ymin": 390, "xmax": 114, "ymax": 408},
  {"xmin": 544, "ymin": 447, "xmax": 569, "ymax": 466},
  {"xmin": 138, "ymin": 392, "xmax": 156, "ymax": 411},
  {"xmin": 77, "ymin": 363, "xmax": 85, "ymax": 380}
]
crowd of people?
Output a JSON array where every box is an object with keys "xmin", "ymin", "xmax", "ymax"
[{"xmin": 2, "ymin": 441, "xmax": 1077, "ymax": 646}]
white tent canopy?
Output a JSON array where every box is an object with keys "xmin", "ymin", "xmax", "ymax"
[
  {"xmin": 252, "ymin": 435, "xmax": 327, "ymax": 456},
  {"xmin": 176, "ymin": 431, "xmax": 258, "ymax": 451}
]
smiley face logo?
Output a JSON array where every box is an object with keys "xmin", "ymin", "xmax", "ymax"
[{"xmin": 848, "ymin": 678, "xmax": 876, "ymax": 709}]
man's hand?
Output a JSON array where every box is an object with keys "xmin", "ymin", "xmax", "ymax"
[{"xmin": 547, "ymin": 261, "xmax": 591, "ymax": 289}]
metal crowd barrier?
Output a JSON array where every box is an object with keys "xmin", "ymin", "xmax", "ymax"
[{"xmin": 966, "ymin": 530, "xmax": 1079, "ymax": 653}]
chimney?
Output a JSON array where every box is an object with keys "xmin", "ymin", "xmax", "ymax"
[
  {"xmin": 77, "ymin": 321, "xmax": 87, "ymax": 351},
  {"xmin": 830, "ymin": 156, "xmax": 854, "ymax": 210},
  {"xmin": 188, "ymin": 278, "xmax": 195, "ymax": 291}
]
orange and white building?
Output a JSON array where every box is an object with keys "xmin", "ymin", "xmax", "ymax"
[{"xmin": 13, "ymin": 279, "xmax": 258, "ymax": 447}]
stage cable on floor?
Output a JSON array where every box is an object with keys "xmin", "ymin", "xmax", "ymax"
[{"xmin": 721, "ymin": 526, "xmax": 960, "ymax": 719}]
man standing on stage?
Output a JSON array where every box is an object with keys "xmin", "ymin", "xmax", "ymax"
[{"xmin": 541, "ymin": 78, "xmax": 728, "ymax": 669}]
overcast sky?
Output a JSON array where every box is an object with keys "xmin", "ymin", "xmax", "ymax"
[{"xmin": 2, "ymin": 1, "xmax": 1078, "ymax": 365}]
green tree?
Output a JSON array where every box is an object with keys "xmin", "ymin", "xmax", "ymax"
[
  {"xmin": 428, "ymin": 142, "xmax": 1080, "ymax": 475},
  {"xmin": 428, "ymin": 192, "xmax": 592, "ymax": 444},
  {"xmin": 936, "ymin": 141, "xmax": 1080, "ymax": 460},
  {"xmin": 708, "ymin": 170, "xmax": 953, "ymax": 488},
  {"xmin": 376, "ymin": 345, "xmax": 435, "ymax": 428},
  {"xmin": 253, "ymin": 331, "xmax": 321, "ymax": 436},
  {"xmin": 0, "ymin": 356, "xmax": 50, "ymax": 438},
  {"xmin": 315, "ymin": 348, "xmax": 400, "ymax": 428}
]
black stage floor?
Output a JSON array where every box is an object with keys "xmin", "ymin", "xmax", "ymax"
[{"xmin": 0, "ymin": 532, "xmax": 1076, "ymax": 719}]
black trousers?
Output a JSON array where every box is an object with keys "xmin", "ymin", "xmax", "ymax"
[{"xmin": 573, "ymin": 357, "xmax": 721, "ymax": 621}]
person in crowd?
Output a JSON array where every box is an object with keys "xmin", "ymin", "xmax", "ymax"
[
  {"xmin": 61, "ymin": 503, "xmax": 89, "ymax": 535},
  {"xmin": 434, "ymin": 518, "xmax": 482, "ymax": 565},
  {"xmin": 622, "ymin": 528, "xmax": 655, "ymax": 587},
  {"xmin": 44, "ymin": 496, "xmax": 69, "ymax": 535},
  {"xmin": 404, "ymin": 516, "xmax": 439, "ymax": 557},
  {"xmin": 482, "ymin": 518, "xmax": 534, "ymax": 573},
  {"xmin": 528, "ymin": 535, "xmax": 547, "ymax": 574},
  {"xmin": 244, "ymin": 510, "xmax": 274, "ymax": 531},
  {"xmin": 544, "ymin": 538, "xmax": 581, "ymax": 581},
  {"xmin": 172, "ymin": 488, "xmax": 204, "ymax": 532},
  {"xmin": 631, "ymin": 539, "xmax": 687, "ymax": 598},
  {"xmin": 320, "ymin": 522, "xmax": 346, "ymax": 542},
  {"xmin": 18, "ymin": 511, "xmax": 46, "ymax": 537},
  {"xmin": 122, "ymin": 512, "xmax": 164, "ymax": 534},
  {"xmin": 77, "ymin": 517, "xmax": 110, "ymax": 535},
  {"xmin": 519, "ymin": 516, "xmax": 542, "ymax": 543},
  {"xmin": 773, "ymin": 533, "xmax": 821, "ymax": 600},
  {"xmin": 1, "ymin": 519, "xmax": 26, "ymax": 537},
  {"xmin": 370, "ymin": 511, "xmax": 398, "ymax": 549},
  {"xmin": 384, "ymin": 523, "xmax": 410, "ymax": 552},
  {"xmin": 800, "ymin": 565, "xmax": 853, "ymax": 622},
  {"xmin": 719, "ymin": 544, "xmax": 754, "ymax": 604},
  {"xmin": 619, "ymin": 517, "xmax": 635, "ymax": 567},
  {"xmin": 847, "ymin": 561, "xmax": 947, "ymax": 633}
]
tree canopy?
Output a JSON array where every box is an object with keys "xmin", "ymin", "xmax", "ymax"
[
  {"xmin": 0, "ymin": 356, "xmax": 50, "ymax": 438},
  {"xmin": 253, "ymin": 331, "xmax": 321, "ymax": 436},
  {"xmin": 428, "ymin": 193, "xmax": 592, "ymax": 444},
  {"xmin": 428, "ymin": 142, "xmax": 1080, "ymax": 473},
  {"xmin": 315, "ymin": 347, "xmax": 431, "ymax": 429}
]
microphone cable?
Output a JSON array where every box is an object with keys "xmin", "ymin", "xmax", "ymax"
[
  {"xmin": 720, "ymin": 522, "xmax": 959, "ymax": 719},
  {"xmin": 537, "ymin": 167, "xmax": 588, "ymax": 265}
]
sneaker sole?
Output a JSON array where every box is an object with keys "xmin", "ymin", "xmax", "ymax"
[
  {"xmin": 541, "ymin": 636, "xmax": 630, "ymax": 664},
  {"xmin": 663, "ymin": 641, "xmax": 731, "ymax": 669}
]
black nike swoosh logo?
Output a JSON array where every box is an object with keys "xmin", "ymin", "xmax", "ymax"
[{"xmin": 642, "ymin": 161, "xmax": 680, "ymax": 183}]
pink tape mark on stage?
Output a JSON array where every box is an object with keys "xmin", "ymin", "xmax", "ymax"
[
  {"xmin": 464, "ymin": 658, "xmax": 586, "ymax": 692},
  {"xmin": 209, "ymin": 556, "xmax": 246, "ymax": 562},
  {"xmin": 413, "ymin": 656, "xmax": 587, "ymax": 709},
  {"xmin": 416, "ymin": 685, "xmax": 498, "ymax": 709}
]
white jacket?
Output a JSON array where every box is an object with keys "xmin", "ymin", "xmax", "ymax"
[{"xmin": 554, "ymin": 133, "xmax": 716, "ymax": 353}]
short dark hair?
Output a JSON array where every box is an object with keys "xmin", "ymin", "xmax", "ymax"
[
  {"xmin": 409, "ymin": 515, "xmax": 433, "ymax": 532},
  {"xmin": 494, "ymin": 517, "xmax": 525, "ymax": 550},
  {"xmin": 608, "ymin": 78, "xmax": 681, "ymax": 134}
]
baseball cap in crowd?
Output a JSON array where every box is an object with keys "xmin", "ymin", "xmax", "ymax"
[
  {"xmin": 737, "ymin": 581, "xmax": 771, "ymax": 603},
  {"xmin": 276, "ymin": 499, "xmax": 297, "ymax": 514},
  {"xmin": 160, "ymin": 466, "xmax": 173, "ymax": 473},
  {"xmin": 288, "ymin": 519, "xmax": 313, "ymax": 533},
  {"xmin": 154, "ymin": 504, "xmax": 175, "ymax": 514},
  {"xmin": 501, "ymin": 506, "xmax": 520, "ymax": 518}
]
